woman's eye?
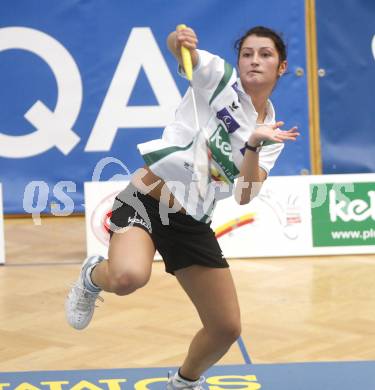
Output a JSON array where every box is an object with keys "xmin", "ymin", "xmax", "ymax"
[{"xmin": 262, "ymin": 52, "xmax": 271, "ymax": 57}]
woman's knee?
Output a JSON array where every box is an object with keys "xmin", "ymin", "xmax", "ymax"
[
  {"xmin": 110, "ymin": 269, "xmax": 150, "ymax": 296},
  {"xmin": 208, "ymin": 320, "xmax": 242, "ymax": 344}
]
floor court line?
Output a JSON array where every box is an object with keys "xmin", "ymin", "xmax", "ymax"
[{"xmin": 236, "ymin": 335, "xmax": 252, "ymax": 364}]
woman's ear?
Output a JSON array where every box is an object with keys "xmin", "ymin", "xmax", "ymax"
[{"xmin": 278, "ymin": 60, "xmax": 288, "ymax": 77}]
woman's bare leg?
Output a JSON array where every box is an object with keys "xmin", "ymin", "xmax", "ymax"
[
  {"xmin": 175, "ymin": 265, "xmax": 241, "ymax": 380},
  {"xmin": 92, "ymin": 227, "xmax": 155, "ymax": 295}
]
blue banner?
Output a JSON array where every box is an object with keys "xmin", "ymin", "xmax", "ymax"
[
  {"xmin": 316, "ymin": 0, "xmax": 375, "ymax": 174},
  {"xmin": 0, "ymin": 0, "xmax": 309, "ymax": 214},
  {"xmin": 1, "ymin": 362, "xmax": 375, "ymax": 390}
]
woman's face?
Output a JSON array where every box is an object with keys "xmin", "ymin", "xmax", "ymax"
[{"xmin": 238, "ymin": 35, "xmax": 287, "ymax": 91}]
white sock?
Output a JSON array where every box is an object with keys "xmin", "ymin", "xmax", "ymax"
[{"xmin": 84, "ymin": 264, "xmax": 101, "ymax": 292}]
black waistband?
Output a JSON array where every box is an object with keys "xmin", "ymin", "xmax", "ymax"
[{"xmin": 115, "ymin": 183, "xmax": 206, "ymax": 226}]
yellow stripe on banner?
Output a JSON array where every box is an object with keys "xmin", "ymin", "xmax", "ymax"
[
  {"xmin": 215, "ymin": 213, "xmax": 256, "ymax": 236},
  {"xmin": 306, "ymin": 0, "xmax": 322, "ymax": 174}
]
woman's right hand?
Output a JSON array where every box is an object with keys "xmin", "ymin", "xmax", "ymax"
[
  {"xmin": 175, "ymin": 26, "xmax": 198, "ymax": 52},
  {"xmin": 167, "ymin": 26, "xmax": 199, "ymax": 69}
]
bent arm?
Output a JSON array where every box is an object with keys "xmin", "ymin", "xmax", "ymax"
[
  {"xmin": 235, "ymin": 121, "xmax": 300, "ymax": 204},
  {"xmin": 235, "ymin": 146, "xmax": 267, "ymax": 205}
]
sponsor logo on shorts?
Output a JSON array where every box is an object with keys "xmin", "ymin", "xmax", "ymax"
[
  {"xmin": 216, "ymin": 107, "xmax": 240, "ymax": 134},
  {"xmin": 128, "ymin": 215, "xmax": 152, "ymax": 233}
]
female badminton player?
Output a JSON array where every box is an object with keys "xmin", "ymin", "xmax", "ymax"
[{"xmin": 65, "ymin": 25, "xmax": 299, "ymax": 389}]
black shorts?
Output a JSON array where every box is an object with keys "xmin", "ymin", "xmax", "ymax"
[{"xmin": 109, "ymin": 183, "xmax": 229, "ymax": 275}]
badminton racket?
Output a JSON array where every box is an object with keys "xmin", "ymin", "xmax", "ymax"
[{"xmin": 177, "ymin": 24, "xmax": 211, "ymax": 199}]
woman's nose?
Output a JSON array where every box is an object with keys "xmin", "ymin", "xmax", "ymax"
[{"xmin": 251, "ymin": 52, "xmax": 260, "ymax": 64}]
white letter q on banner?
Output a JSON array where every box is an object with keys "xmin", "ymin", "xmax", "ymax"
[{"xmin": 0, "ymin": 27, "xmax": 82, "ymax": 158}]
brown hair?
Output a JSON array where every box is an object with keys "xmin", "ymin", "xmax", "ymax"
[{"xmin": 235, "ymin": 26, "xmax": 287, "ymax": 64}]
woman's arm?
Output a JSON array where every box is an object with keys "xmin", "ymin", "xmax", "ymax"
[
  {"xmin": 235, "ymin": 121, "xmax": 299, "ymax": 205},
  {"xmin": 167, "ymin": 26, "xmax": 199, "ymax": 69},
  {"xmin": 234, "ymin": 147, "xmax": 267, "ymax": 205}
]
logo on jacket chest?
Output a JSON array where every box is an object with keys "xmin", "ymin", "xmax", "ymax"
[
  {"xmin": 216, "ymin": 107, "xmax": 240, "ymax": 134},
  {"xmin": 208, "ymin": 124, "xmax": 239, "ymax": 183}
]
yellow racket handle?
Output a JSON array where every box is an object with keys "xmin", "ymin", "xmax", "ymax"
[{"xmin": 177, "ymin": 24, "xmax": 193, "ymax": 81}]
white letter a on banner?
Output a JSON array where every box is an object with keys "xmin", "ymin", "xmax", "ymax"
[{"xmin": 86, "ymin": 27, "xmax": 182, "ymax": 151}]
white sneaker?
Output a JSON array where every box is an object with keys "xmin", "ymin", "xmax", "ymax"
[
  {"xmin": 65, "ymin": 255, "xmax": 104, "ymax": 330},
  {"xmin": 167, "ymin": 372, "xmax": 205, "ymax": 390}
]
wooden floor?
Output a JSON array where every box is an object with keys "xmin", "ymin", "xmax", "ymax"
[{"xmin": 1, "ymin": 216, "xmax": 375, "ymax": 372}]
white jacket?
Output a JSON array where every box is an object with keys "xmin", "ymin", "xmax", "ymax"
[{"xmin": 138, "ymin": 49, "xmax": 283, "ymax": 222}]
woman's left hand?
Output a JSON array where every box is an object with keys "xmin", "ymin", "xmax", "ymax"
[{"xmin": 249, "ymin": 121, "xmax": 300, "ymax": 146}]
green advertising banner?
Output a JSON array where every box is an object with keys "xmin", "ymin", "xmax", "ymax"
[{"xmin": 310, "ymin": 182, "xmax": 375, "ymax": 247}]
